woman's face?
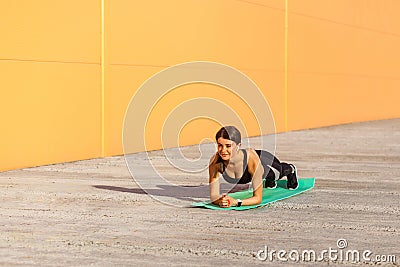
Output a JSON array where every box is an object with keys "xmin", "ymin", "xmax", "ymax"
[{"xmin": 217, "ymin": 137, "xmax": 240, "ymax": 161}]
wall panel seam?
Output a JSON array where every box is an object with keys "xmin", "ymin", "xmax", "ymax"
[{"xmin": 101, "ymin": 0, "xmax": 105, "ymax": 157}]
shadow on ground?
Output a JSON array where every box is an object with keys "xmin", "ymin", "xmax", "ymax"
[{"xmin": 92, "ymin": 183, "xmax": 251, "ymax": 202}]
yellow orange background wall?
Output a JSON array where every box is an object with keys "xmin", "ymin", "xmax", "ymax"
[{"xmin": 1, "ymin": 0, "xmax": 399, "ymax": 171}]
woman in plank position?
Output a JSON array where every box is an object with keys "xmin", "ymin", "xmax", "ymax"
[{"xmin": 209, "ymin": 126, "xmax": 298, "ymax": 208}]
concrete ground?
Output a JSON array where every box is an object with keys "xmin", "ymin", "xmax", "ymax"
[{"xmin": 1, "ymin": 119, "xmax": 399, "ymax": 266}]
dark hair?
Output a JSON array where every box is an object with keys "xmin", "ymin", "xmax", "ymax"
[{"xmin": 215, "ymin": 126, "xmax": 241, "ymax": 144}]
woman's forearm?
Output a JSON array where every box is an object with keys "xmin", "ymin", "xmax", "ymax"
[
  {"xmin": 241, "ymin": 196, "xmax": 262, "ymax": 206},
  {"xmin": 210, "ymin": 194, "xmax": 221, "ymax": 204}
]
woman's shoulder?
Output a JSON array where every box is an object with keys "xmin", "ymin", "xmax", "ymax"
[
  {"xmin": 243, "ymin": 148, "xmax": 259, "ymax": 159},
  {"xmin": 243, "ymin": 148, "xmax": 261, "ymax": 169}
]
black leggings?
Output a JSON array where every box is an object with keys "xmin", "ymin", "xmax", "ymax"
[
  {"xmin": 222, "ymin": 149, "xmax": 293, "ymax": 184},
  {"xmin": 255, "ymin": 150, "xmax": 293, "ymax": 181}
]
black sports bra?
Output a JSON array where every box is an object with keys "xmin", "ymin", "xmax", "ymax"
[{"xmin": 220, "ymin": 149, "xmax": 252, "ymax": 184}]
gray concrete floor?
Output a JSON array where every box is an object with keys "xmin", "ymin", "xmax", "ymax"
[{"xmin": 1, "ymin": 119, "xmax": 399, "ymax": 266}]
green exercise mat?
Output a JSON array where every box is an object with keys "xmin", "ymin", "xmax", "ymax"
[{"xmin": 191, "ymin": 178, "xmax": 315, "ymax": 210}]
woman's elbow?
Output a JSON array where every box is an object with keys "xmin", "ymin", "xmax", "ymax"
[{"xmin": 254, "ymin": 194, "xmax": 263, "ymax": 205}]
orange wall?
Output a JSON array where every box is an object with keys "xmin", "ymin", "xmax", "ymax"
[
  {"xmin": 104, "ymin": 0, "xmax": 285, "ymax": 156},
  {"xmin": 287, "ymin": 0, "xmax": 400, "ymax": 130},
  {"xmin": 0, "ymin": 0, "xmax": 101, "ymax": 171},
  {"xmin": 1, "ymin": 0, "xmax": 399, "ymax": 171}
]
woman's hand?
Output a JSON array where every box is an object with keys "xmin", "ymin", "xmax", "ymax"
[{"xmin": 218, "ymin": 194, "xmax": 237, "ymax": 208}]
